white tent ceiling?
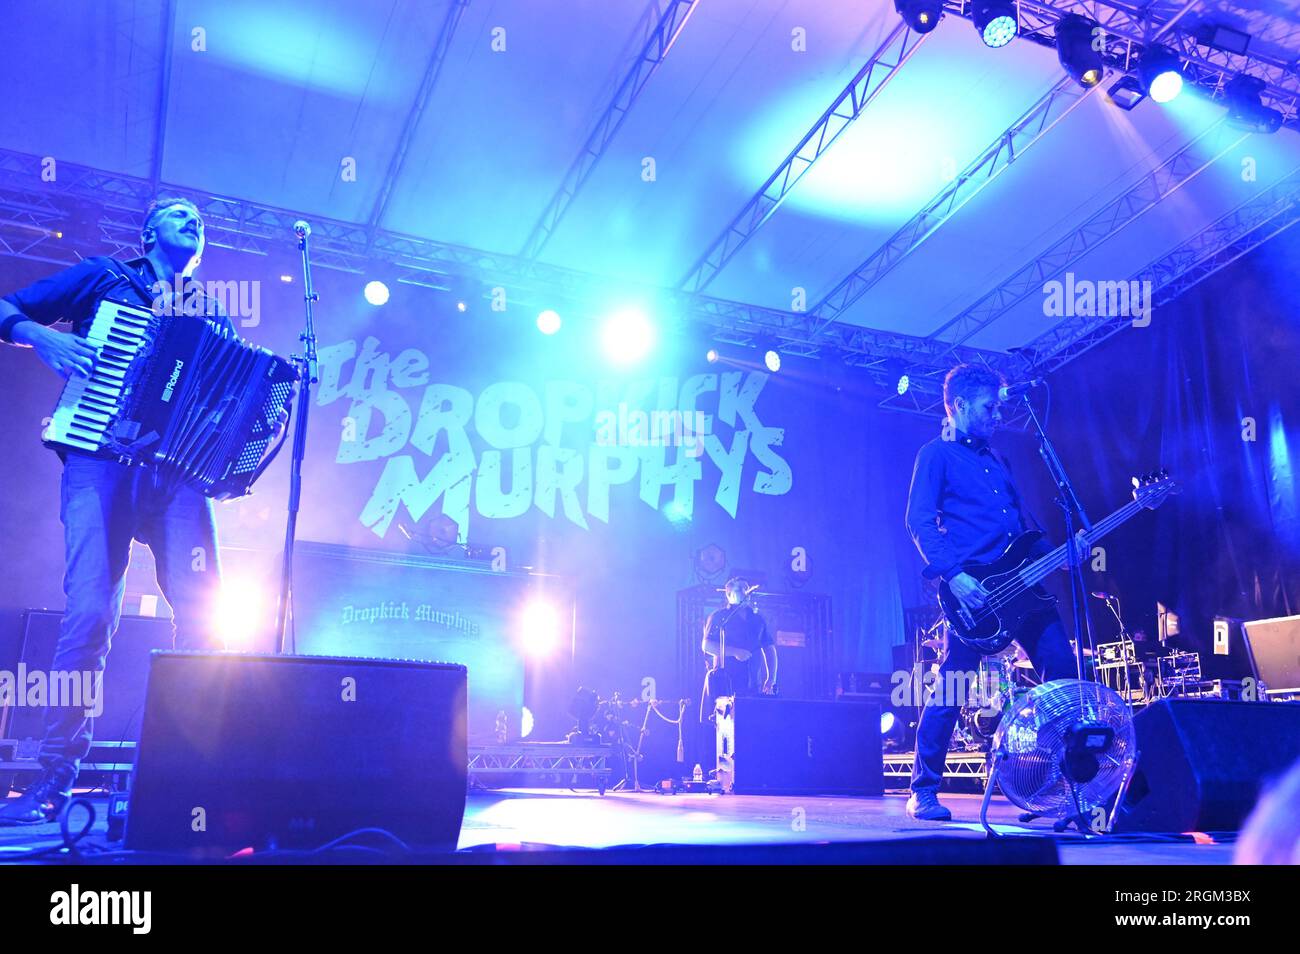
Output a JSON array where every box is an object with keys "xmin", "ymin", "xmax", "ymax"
[{"xmin": 3, "ymin": 0, "xmax": 1299, "ymax": 356}]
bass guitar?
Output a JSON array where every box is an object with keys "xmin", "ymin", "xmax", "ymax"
[{"xmin": 938, "ymin": 471, "xmax": 1178, "ymax": 654}]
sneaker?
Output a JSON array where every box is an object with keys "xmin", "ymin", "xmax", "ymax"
[
  {"xmin": 906, "ymin": 788, "xmax": 952, "ymax": 821},
  {"xmin": 0, "ymin": 765, "xmax": 76, "ymax": 826}
]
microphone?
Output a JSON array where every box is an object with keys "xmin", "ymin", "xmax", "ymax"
[
  {"xmin": 1090, "ymin": 590, "xmax": 1115, "ymax": 601},
  {"xmin": 998, "ymin": 378, "xmax": 1043, "ymax": 401},
  {"xmin": 292, "ymin": 220, "xmax": 312, "ymax": 239},
  {"xmin": 744, "ymin": 584, "xmax": 761, "ymax": 595}
]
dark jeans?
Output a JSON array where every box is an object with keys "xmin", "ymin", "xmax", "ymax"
[
  {"xmin": 910, "ymin": 611, "xmax": 1077, "ymax": 792},
  {"xmin": 41, "ymin": 455, "xmax": 223, "ymax": 778}
]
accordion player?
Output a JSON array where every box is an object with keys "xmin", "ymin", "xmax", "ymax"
[{"xmin": 42, "ymin": 297, "xmax": 298, "ymax": 499}]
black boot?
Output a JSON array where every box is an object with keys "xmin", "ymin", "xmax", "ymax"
[
  {"xmin": 906, "ymin": 787, "xmax": 952, "ymax": 821},
  {"xmin": 0, "ymin": 764, "xmax": 77, "ymax": 826}
]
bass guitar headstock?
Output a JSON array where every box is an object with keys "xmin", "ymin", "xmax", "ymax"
[{"xmin": 1131, "ymin": 469, "xmax": 1179, "ymax": 509}]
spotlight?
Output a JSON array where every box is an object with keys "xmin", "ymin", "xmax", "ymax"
[
  {"xmin": 897, "ymin": 373, "xmax": 910, "ymax": 395},
  {"xmin": 894, "ymin": 0, "xmax": 943, "ymax": 34},
  {"xmin": 1056, "ymin": 14, "xmax": 1104, "ymax": 88},
  {"xmin": 363, "ymin": 280, "xmax": 390, "ymax": 306},
  {"xmin": 518, "ymin": 599, "xmax": 562, "ymax": 657},
  {"xmin": 279, "ymin": 274, "xmax": 293, "ymax": 284},
  {"xmin": 214, "ymin": 578, "xmax": 266, "ymax": 649},
  {"xmin": 456, "ymin": 300, "xmax": 467, "ymax": 312},
  {"xmin": 1223, "ymin": 75, "xmax": 1283, "ymax": 134},
  {"xmin": 1139, "ymin": 46, "xmax": 1184, "ymax": 104},
  {"xmin": 705, "ymin": 347, "xmax": 720, "ymax": 364},
  {"xmin": 972, "ymin": 0, "xmax": 1018, "ymax": 48},
  {"xmin": 600, "ymin": 307, "xmax": 656, "ymax": 366},
  {"xmin": 537, "ymin": 309, "xmax": 562, "ymax": 334},
  {"xmin": 764, "ymin": 348, "xmax": 781, "ymax": 373}
]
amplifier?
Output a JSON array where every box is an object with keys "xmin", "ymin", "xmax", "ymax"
[
  {"xmin": 715, "ymin": 695, "xmax": 883, "ymax": 796},
  {"xmin": 1, "ymin": 610, "xmax": 173, "ymax": 745}
]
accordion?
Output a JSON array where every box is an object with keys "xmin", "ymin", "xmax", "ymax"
[{"xmin": 44, "ymin": 299, "xmax": 298, "ymax": 499}]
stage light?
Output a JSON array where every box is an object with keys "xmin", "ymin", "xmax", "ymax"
[
  {"xmin": 1196, "ymin": 23, "xmax": 1251, "ymax": 56},
  {"xmin": 456, "ymin": 300, "xmax": 467, "ymax": 312},
  {"xmin": 764, "ymin": 348, "xmax": 781, "ymax": 373},
  {"xmin": 1107, "ymin": 74, "xmax": 1146, "ymax": 110},
  {"xmin": 1056, "ymin": 14, "xmax": 1104, "ymax": 88},
  {"xmin": 600, "ymin": 307, "xmax": 656, "ymax": 366},
  {"xmin": 972, "ymin": 0, "xmax": 1018, "ymax": 48},
  {"xmin": 1223, "ymin": 75, "xmax": 1283, "ymax": 134},
  {"xmin": 894, "ymin": 0, "xmax": 943, "ymax": 34},
  {"xmin": 537, "ymin": 309, "xmax": 562, "ymax": 334},
  {"xmin": 897, "ymin": 373, "xmax": 910, "ymax": 395},
  {"xmin": 363, "ymin": 280, "xmax": 390, "ymax": 306},
  {"xmin": 214, "ymin": 578, "xmax": 266, "ymax": 649},
  {"xmin": 1139, "ymin": 46, "xmax": 1184, "ymax": 104},
  {"xmin": 279, "ymin": 274, "xmax": 293, "ymax": 283},
  {"xmin": 881, "ymin": 708, "xmax": 909, "ymax": 750},
  {"xmin": 706, "ymin": 347, "xmax": 720, "ymax": 364},
  {"xmin": 518, "ymin": 599, "xmax": 562, "ymax": 657}
]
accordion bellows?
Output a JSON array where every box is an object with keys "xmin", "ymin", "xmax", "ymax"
[{"xmin": 44, "ymin": 299, "xmax": 297, "ymax": 499}]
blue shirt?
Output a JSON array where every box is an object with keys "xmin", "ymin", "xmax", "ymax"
[
  {"xmin": 1, "ymin": 256, "xmax": 232, "ymax": 342},
  {"xmin": 905, "ymin": 430, "xmax": 1043, "ymax": 581}
]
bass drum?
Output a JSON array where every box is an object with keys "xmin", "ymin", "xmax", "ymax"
[{"xmin": 965, "ymin": 687, "xmax": 1030, "ymax": 741}]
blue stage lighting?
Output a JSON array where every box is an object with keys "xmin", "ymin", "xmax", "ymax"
[
  {"xmin": 601, "ymin": 308, "xmax": 656, "ymax": 366},
  {"xmin": 1140, "ymin": 46, "xmax": 1184, "ymax": 104},
  {"xmin": 537, "ymin": 309, "xmax": 562, "ymax": 334},
  {"xmin": 973, "ymin": 0, "xmax": 1018, "ymax": 48},
  {"xmin": 363, "ymin": 280, "xmax": 390, "ymax": 306}
]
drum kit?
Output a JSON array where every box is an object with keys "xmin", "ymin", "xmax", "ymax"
[{"xmin": 917, "ymin": 618, "xmax": 1095, "ymax": 751}]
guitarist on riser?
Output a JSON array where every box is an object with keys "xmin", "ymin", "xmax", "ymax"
[{"xmin": 903, "ymin": 364, "xmax": 1084, "ymax": 822}]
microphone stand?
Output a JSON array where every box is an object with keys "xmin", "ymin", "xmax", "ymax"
[
  {"xmin": 273, "ymin": 224, "xmax": 320, "ymax": 654},
  {"xmin": 1018, "ymin": 391, "xmax": 1095, "ymax": 682}
]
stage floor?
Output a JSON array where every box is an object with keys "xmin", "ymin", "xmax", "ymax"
[{"xmin": 0, "ymin": 788, "xmax": 1236, "ymax": 864}]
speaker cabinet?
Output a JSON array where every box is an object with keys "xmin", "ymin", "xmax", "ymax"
[
  {"xmin": 716, "ymin": 696, "xmax": 883, "ymax": 796},
  {"xmin": 1, "ymin": 610, "xmax": 173, "ymax": 745},
  {"xmin": 1114, "ymin": 699, "xmax": 1300, "ymax": 833},
  {"xmin": 125, "ymin": 652, "xmax": 467, "ymax": 853}
]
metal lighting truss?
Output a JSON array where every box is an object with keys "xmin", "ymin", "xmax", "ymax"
[
  {"xmin": 899, "ymin": 119, "xmax": 1250, "ymax": 360},
  {"xmin": 677, "ymin": 21, "xmax": 931, "ymax": 294},
  {"xmin": 1024, "ymin": 164, "xmax": 1300, "ymax": 373},
  {"xmin": 366, "ymin": 0, "xmax": 470, "ymax": 235},
  {"xmin": 884, "ymin": 164, "xmax": 1300, "ymax": 419},
  {"xmin": 808, "ymin": 1, "xmax": 1210, "ymax": 338},
  {"xmin": 520, "ymin": 0, "xmax": 700, "ymax": 259},
  {"xmin": 0, "ymin": 148, "xmax": 1008, "ymax": 384},
  {"xmin": 810, "ymin": 75, "xmax": 1100, "ymax": 336},
  {"xmin": 941, "ymin": 0, "xmax": 1300, "ymax": 128}
]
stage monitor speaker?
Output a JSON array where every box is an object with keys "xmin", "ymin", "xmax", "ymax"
[
  {"xmin": 125, "ymin": 652, "xmax": 467, "ymax": 853},
  {"xmin": 717, "ymin": 696, "xmax": 883, "ymax": 796},
  {"xmin": 1113, "ymin": 699, "xmax": 1300, "ymax": 833},
  {"xmin": 1, "ymin": 610, "xmax": 173, "ymax": 744}
]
